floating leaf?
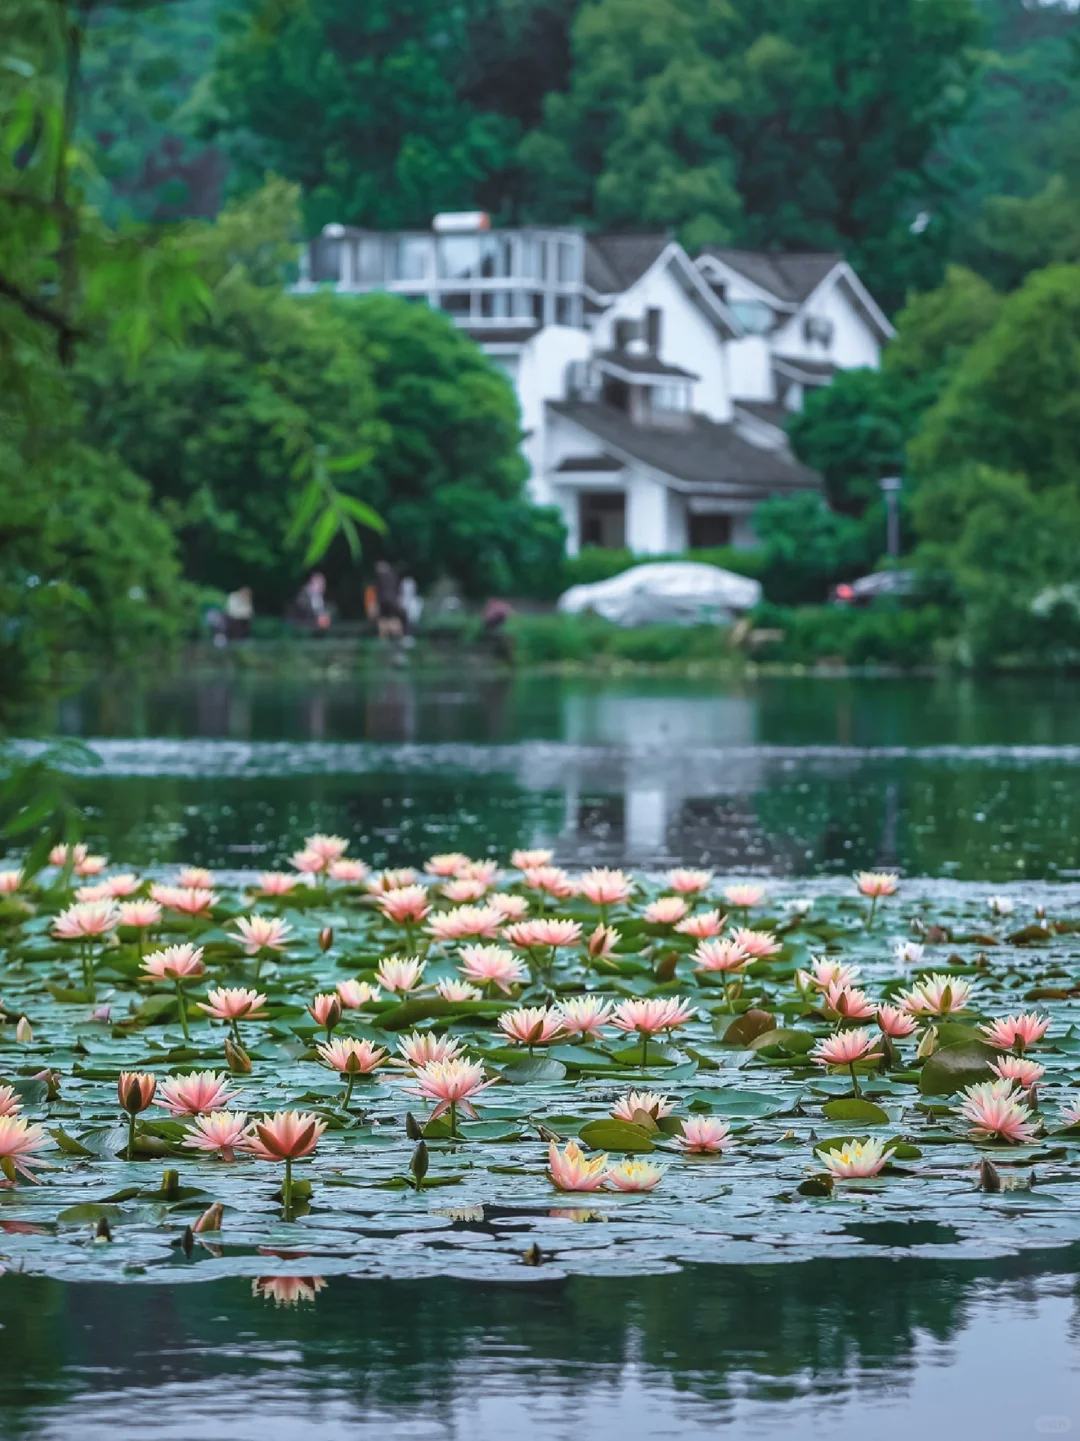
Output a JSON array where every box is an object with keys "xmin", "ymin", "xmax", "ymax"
[
  {"xmin": 918, "ymin": 1040, "xmax": 997, "ymax": 1096},
  {"xmin": 821, "ymin": 1098, "xmax": 890, "ymax": 1125},
  {"xmin": 578, "ymin": 1119, "xmax": 655, "ymax": 1153}
]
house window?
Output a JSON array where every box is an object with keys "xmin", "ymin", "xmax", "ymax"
[
  {"xmin": 392, "ymin": 237, "xmax": 430, "ymax": 281},
  {"xmin": 555, "ymin": 295, "xmax": 574, "ymax": 325},
  {"xmin": 803, "ymin": 314, "xmax": 835, "ymax": 347},
  {"xmin": 730, "ymin": 299, "xmax": 773, "ymax": 334},
  {"xmin": 356, "ymin": 239, "xmax": 384, "ymax": 283},
  {"xmin": 441, "ymin": 292, "xmax": 472, "ymax": 316},
  {"xmin": 557, "ymin": 239, "xmax": 576, "ymax": 283},
  {"xmin": 651, "ymin": 383, "xmax": 689, "ymax": 412},
  {"xmin": 580, "ymin": 492, "xmax": 626, "ymax": 549},
  {"xmin": 688, "ymin": 512, "xmax": 732, "ymax": 549},
  {"xmin": 531, "ymin": 292, "xmax": 546, "ymax": 324}
]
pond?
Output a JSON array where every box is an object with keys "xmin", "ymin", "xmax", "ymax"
[
  {"xmin": 4, "ymin": 668, "xmax": 1080, "ymax": 1436},
  {"xmin": 16, "ymin": 669, "xmax": 1080, "ymax": 878}
]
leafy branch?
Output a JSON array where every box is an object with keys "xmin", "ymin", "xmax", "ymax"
[{"xmin": 286, "ymin": 444, "xmax": 386, "ymax": 568}]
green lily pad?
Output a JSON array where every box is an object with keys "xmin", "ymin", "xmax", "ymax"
[{"xmin": 577, "ymin": 1119, "xmax": 655, "ymax": 1153}]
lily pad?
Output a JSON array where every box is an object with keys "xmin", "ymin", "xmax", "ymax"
[{"xmin": 918, "ymin": 1040, "xmax": 998, "ymax": 1096}]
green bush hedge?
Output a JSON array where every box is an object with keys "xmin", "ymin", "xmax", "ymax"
[
  {"xmin": 507, "ymin": 613, "xmax": 733, "ymax": 667},
  {"xmin": 752, "ymin": 602, "xmax": 953, "ymax": 667}
]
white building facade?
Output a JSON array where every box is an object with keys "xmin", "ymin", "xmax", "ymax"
[{"xmin": 297, "ymin": 216, "xmax": 893, "ymax": 556}]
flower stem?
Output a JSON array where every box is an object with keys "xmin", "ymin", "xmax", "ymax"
[
  {"xmin": 127, "ymin": 1111, "xmax": 137, "ymax": 1161},
  {"xmin": 849, "ymin": 1062, "xmax": 862, "ymax": 1098},
  {"xmin": 640, "ymin": 1031, "xmax": 649, "ymax": 1070},
  {"xmin": 283, "ymin": 1156, "xmax": 293, "ymax": 1216},
  {"xmin": 343, "ymin": 1072, "xmax": 355, "ymax": 1110},
  {"xmin": 449, "ymin": 1100, "xmax": 458, "ymax": 1138},
  {"xmin": 866, "ymin": 896, "xmax": 878, "ymax": 932},
  {"xmin": 175, "ymin": 981, "xmax": 190, "ymax": 1041}
]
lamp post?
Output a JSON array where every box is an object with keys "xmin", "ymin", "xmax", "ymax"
[{"xmin": 879, "ymin": 476, "xmax": 902, "ymax": 559}]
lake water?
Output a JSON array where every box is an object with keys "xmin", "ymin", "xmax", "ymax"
[
  {"xmin": 18, "ymin": 669, "xmax": 1080, "ymax": 879},
  {"xmin": 5, "ymin": 666, "xmax": 1080, "ymax": 1436}
]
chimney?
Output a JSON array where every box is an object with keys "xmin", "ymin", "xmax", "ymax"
[{"xmin": 646, "ymin": 307, "xmax": 662, "ymax": 354}]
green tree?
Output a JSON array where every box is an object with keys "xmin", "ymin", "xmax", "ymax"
[
  {"xmin": 910, "ymin": 263, "xmax": 1080, "ymax": 489},
  {"xmin": 334, "ymin": 292, "xmax": 567, "ymax": 597},
  {"xmin": 76, "ymin": 182, "xmax": 386, "ymax": 612},
  {"xmin": 751, "ymin": 491, "xmax": 878, "ymax": 603},
  {"xmin": 522, "ymin": 0, "xmax": 981, "ymax": 304},
  {"xmin": 206, "ymin": 0, "xmax": 519, "ymax": 231}
]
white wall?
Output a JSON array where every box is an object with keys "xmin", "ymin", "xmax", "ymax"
[
  {"xmin": 512, "ymin": 326, "xmax": 593, "ymax": 505},
  {"xmin": 772, "ymin": 275, "xmax": 882, "ymax": 371},
  {"xmin": 726, "ymin": 334, "xmax": 775, "ymax": 402},
  {"xmin": 626, "ymin": 471, "xmax": 672, "ymax": 553},
  {"xmin": 591, "ymin": 260, "xmax": 733, "ymax": 423}
]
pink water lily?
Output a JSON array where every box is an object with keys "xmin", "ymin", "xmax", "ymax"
[
  {"xmin": 512, "ymin": 848, "xmax": 553, "ymax": 870},
  {"xmin": 673, "ymin": 1115, "xmax": 731, "ymax": 1154},
  {"xmin": 981, "ymin": 1012, "xmax": 1050, "ymax": 1052},
  {"xmin": 151, "ymin": 884, "xmax": 218, "ymax": 916},
  {"xmin": 426, "ymin": 852, "xmax": 470, "ymax": 877},
  {"xmin": 498, "ymin": 1005, "xmax": 565, "ymax": 1046},
  {"xmin": 375, "ymin": 956, "xmax": 426, "ymax": 993},
  {"xmin": 0, "ymin": 1085, "xmax": 20, "ymax": 1118},
  {"xmin": 854, "ymin": 871, "xmax": 899, "ymax": 897},
  {"xmin": 74, "ymin": 853, "xmax": 107, "ymax": 877},
  {"xmin": 957, "ymin": 1079, "xmax": 1039, "ymax": 1145},
  {"xmin": 611, "ymin": 1090, "xmax": 672, "ymax": 1122},
  {"xmin": 316, "ymin": 1038, "xmax": 388, "ymax": 1098},
  {"xmin": 821, "ymin": 982, "xmax": 876, "ymax": 1021},
  {"xmin": 558, "ymin": 994, "xmax": 613, "ymax": 1038},
  {"xmin": 118, "ymin": 899, "xmax": 161, "ymax": 928},
  {"xmin": 489, "ymin": 891, "xmax": 529, "ymax": 921},
  {"xmin": 328, "ymin": 858, "xmax": 368, "ymax": 883},
  {"xmin": 586, "ymin": 923, "xmax": 620, "ymax": 960},
  {"xmin": 990, "ymin": 1055, "xmax": 1045, "ymax": 1088},
  {"xmin": 692, "ymin": 938, "xmax": 749, "ymax": 974},
  {"xmin": 676, "ymin": 909, "xmax": 725, "ymax": 940},
  {"xmin": 522, "ymin": 865, "xmax": 575, "ymax": 899},
  {"xmin": 199, "ymin": 986, "xmax": 268, "ymax": 1023},
  {"xmin": 397, "ymin": 1031, "xmax": 463, "ymax": 1069},
  {"xmin": 505, "ymin": 918, "xmax": 582, "ymax": 949},
  {"xmin": 143, "ymin": 943, "xmax": 205, "ymax": 981},
  {"xmin": 308, "ymin": 993, "xmax": 342, "ymax": 1033},
  {"xmin": 548, "ymin": 1139, "xmax": 608, "ymax": 1192},
  {"xmin": 877, "ymin": 1004, "xmax": 918, "ymax": 1039},
  {"xmin": 243, "ymin": 1110, "xmax": 327, "ymax": 1213},
  {"xmin": 407, "ymin": 1058, "xmax": 495, "ymax": 1129},
  {"xmin": 0, "ymin": 869, "xmax": 22, "ymax": 893},
  {"xmin": 369, "ymin": 868, "xmax": 419, "ymax": 893},
  {"xmin": 291, "ymin": 848, "xmax": 327, "ymax": 875},
  {"xmin": 667, "ymin": 868, "xmax": 713, "ymax": 895},
  {"xmin": 253, "ymin": 1276, "xmax": 327, "ymax": 1307},
  {"xmin": 1058, "ymin": 1095, "xmax": 1080, "ymax": 1128},
  {"xmin": 806, "ymin": 957, "xmax": 862, "ymax": 991},
  {"xmin": 258, "ymin": 871, "xmax": 297, "ymax": 895},
  {"xmin": 177, "ymin": 866, "xmax": 213, "ymax": 890},
  {"xmin": 336, "ymin": 979, "xmax": 382, "ymax": 1008},
  {"xmin": 233, "ymin": 914, "xmax": 292, "ymax": 954},
  {"xmin": 378, "ymin": 884, "xmax": 432, "ymax": 925},
  {"xmin": 157, "ymin": 1071, "xmax": 238, "ymax": 1117},
  {"xmin": 812, "ymin": 1027, "xmax": 882, "ymax": 1069},
  {"xmin": 427, "ymin": 904, "xmax": 504, "ymax": 943},
  {"xmin": 183, "ymin": 1110, "xmax": 250, "ymax": 1161},
  {"xmin": 728, "ymin": 926, "xmax": 781, "ymax": 959},
  {"xmin": 611, "ymin": 996, "xmax": 694, "ymax": 1067},
  {"xmin": 0, "ymin": 1116, "xmax": 49, "ymax": 1185},
  {"xmin": 441, "ymin": 878, "xmax": 489, "ymax": 904},
  {"xmin": 459, "ymin": 944, "xmax": 526, "ymax": 993},
  {"xmin": 899, "ymin": 973, "xmax": 973, "ymax": 1017},
  {"xmin": 724, "ymin": 884, "xmax": 765, "ymax": 909},
  {"xmin": 304, "ymin": 833, "xmax": 349, "ymax": 862},
  {"xmin": 75, "ymin": 883, "xmax": 111, "ymax": 902},
  {"xmin": 436, "ymin": 978, "xmax": 481, "ymax": 1001},
  {"xmin": 53, "ymin": 901, "xmax": 119, "ymax": 940},
  {"xmin": 644, "ymin": 896, "xmax": 689, "ymax": 926},
  {"xmin": 578, "ymin": 867, "xmax": 634, "ymax": 907}
]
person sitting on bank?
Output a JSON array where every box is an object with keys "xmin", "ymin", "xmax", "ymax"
[{"xmin": 225, "ymin": 586, "xmax": 253, "ymax": 641}]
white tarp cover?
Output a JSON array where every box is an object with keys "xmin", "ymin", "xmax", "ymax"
[{"xmin": 557, "ymin": 561, "xmax": 762, "ymax": 627}]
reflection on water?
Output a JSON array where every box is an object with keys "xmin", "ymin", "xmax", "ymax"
[
  {"xmin": 14, "ymin": 671, "xmax": 1080, "ymax": 878},
  {"xmin": 2, "ymin": 1255, "xmax": 1078, "ymax": 1439}
]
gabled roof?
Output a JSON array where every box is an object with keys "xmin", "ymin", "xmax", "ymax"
[
  {"xmin": 585, "ymin": 234, "xmax": 672, "ymax": 294},
  {"xmin": 549, "ymin": 400, "xmax": 818, "ymax": 497},
  {"xmin": 698, "ymin": 248, "xmax": 845, "ymax": 306},
  {"xmin": 594, "ymin": 349, "xmax": 698, "ymax": 381}
]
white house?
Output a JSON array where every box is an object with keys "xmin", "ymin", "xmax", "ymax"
[{"xmin": 296, "ymin": 215, "xmax": 892, "ymax": 556}]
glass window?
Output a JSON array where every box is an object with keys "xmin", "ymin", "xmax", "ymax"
[
  {"xmin": 531, "ymin": 292, "xmax": 546, "ymax": 324},
  {"xmin": 441, "ymin": 292, "xmax": 472, "ymax": 316},
  {"xmin": 555, "ymin": 295, "xmax": 573, "ymax": 325},
  {"xmin": 356, "ymin": 239, "xmax": 384, "ymax": 283},
  {"xmin": 729, "ymin": 298, "xmax": 774, "ymax": 334},
  {"xmin": 557, "ymin": 240, "xmax": 576, "ymax": 284},
  {"xmin": 392, "ymin": 237, "xmax": 430, "ymax": 282},
  {"xmin": 437, "ymin": 235, "xmax": 482, "ymax": 281},
  {"xmin": 539, "ymin": 240, "xmax": 549, "ymax": 282},
  {"xmin": 309, "ymin": 237, "xmax": 341, "ymax": 284},
  {"xmin": 652, "ymin": 383, "xmax": 689, "ymax": 412}
]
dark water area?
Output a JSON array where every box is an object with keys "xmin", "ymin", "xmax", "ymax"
[
  {"xmin": 2, "ymin": 1254, "xmax": 1078, "ymax": 1440},
  {"xmin": 13, "ymin": 670, "xmax": 1080, "ymax": 879}
]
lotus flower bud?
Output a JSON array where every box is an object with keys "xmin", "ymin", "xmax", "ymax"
[
  {"xmin": 118, "ymin": 1071, "xmax": 156, "ymax": 1114},
  {"xmin": 405, "ymin": 1111, "xmax": 423, "ymax": 1140},
  {"xmin": 15, "ymin": 1016, "xmax": 32, "ymax": 1043},
  {"xmin": 33, "ymin": 1068, "xmax": 61, "ymax": 1101},
  {"xmin": 979, "ymin": 1157, "xmax": 1001, "ymax": 1193},
  {"xmin": 224, "ymin": 1035, "xmax": 252, "ymax": 1074},
  {"xmin": 410, "ymin": 1140, "xmax": 429, "ymax": 1189},
  {"xmin": 193, "ymin": 1202, "xmax": 224, "ymax": 1234},
  {"xmin": 915, "ymin": 1025, "xmax": 938, "ymax": 1059},
  {"xmin": 319, "ymin": 927, "xmax": 334, "ymax": 952},
  {"xmin": 587, "ymin": 923, "xmax": 618, "ymax": 960},
  {"xmin": 308, "ymin": 993, "xmax": 342, "ymax": 1032}
]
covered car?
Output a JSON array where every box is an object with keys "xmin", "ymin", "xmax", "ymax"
[{"xmin": 557, "ymin": 561, "xmax": 762, "ymax": 628}]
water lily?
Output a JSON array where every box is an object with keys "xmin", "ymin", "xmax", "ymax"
[
  {"xmin": 667, "ymin": 868, "xmax": 713, "ymax": 895},
  {"xmin": 407, "ymin": 1058, "xmax": 495, "ymax": 1133},
  {"xmin": 819, "ymin": 1137, "xmax": 894, "ymax": 1180},
  {"xmin": 611, "ymin": 996, "xmax": 695, "ymax": 1068},
  {"xmin": 578, "ymin": 867, "xmax": 634, "ymax": 911},
  {"xmin": 673, "ymin": 1115, "xmax": 731, "ymax": 1154},
  {"xmin": 458, "ymin": 944, "xmax": 526, "ymax": 994},
  {"xmin": 375, "ymin": 956, "xmax": 426, "ymax": 994},
  {"xmin": 989, "ymin": 1055, "xmax": 1045, "ymax": 1088},
  {"xmin": 611, "ymin": 1090, "xmax": 672, "ymax": 1122},
  {"xmin": 728, "ymin": 926, "xmax": 781, "ymax": 959},
  {"xmin": 317, "ymin": 1037, "xmax": 388, "ymax": 1105},
  {"xmin": 511, "ymin": 848, "xmax": 553, "ymax": 870},
  {"xmin": 605, "ymin": 1158, "xmax": 663, "ymax": 1192},
  {"xmin": 426, "ymin": 852, "xmax": 470, "ymax": 877},
  {"xmin": 329, "ymin": 858, "xmax": 368, "ymax": 884},
  {"xmin": 0, "ymin": 1085, "xmax": 20, "ymax": 1118},
  {"xmin": 898, "ymin": 973, "xmax": 973, "ymax": 1017},
  {"xmin": 441, "ymin": 878, "xmax": 489, "ymax": 903},
  {"xmin": 956, "ymin": 1079, "xmax": 1039, "ymax": 1145},
  {"xmin": 378, "ymin": 884, "xmax": 432, "ymax": 927},
  {"xmin": 643, "ymin": 896, "xmax": 689, "ymax": 926},
  {"xmin": 980, "ymin": 1012, "xmax": 1050, "ymax": 1053},
  {"xmin": 724, "ymin": 884, "xmax": 765, "ymax": 910},
  {"xmin": 118, "ymin": 1072, "xmax": 157, "ymax": 1158},
  {"xmin": 676, "ymin": 909, "xmax": 725, "ymax": 940},
  {"xmin": 336, "ymin": 978, "xmax": 382, "ymax": 1009},
  {"xmin": 397, "ymin": 1031, "xmax": 462, "ymax": 1069},
  {"xmin": 854, "ymin": 870, "xmax": 899, "ymax": 928},
  {"xmin": 258, "ymin": 871, "xmax": 297, "ymax": 896},
  {"xmin": 242, "ymin": 1110, "xmax": 327, "ymax": 1212},
  {"xmin": 143, "ymin": 944, "xmax": 206, "ymax": 1040},
  {"xmin": 558, "ymin": 994, "xmax": 613, "ymax": 1038},
  {"xmin": 253, "ymin": 1276, "xmax": 327, "ymax": 1307},
  {"xmin": 157, "ymin": 1071, "xmax": 238, "ymax": 1117},
  {"xmin": 183, "ymin": 1110, "xmax": 250, "ymax": 1161},
  {"xmin": 233, "ymin": 914, "xmax": 292, "ymax": 955},
  {"xmin": 436, "ymin": 978, "xmax": 481, "ymax": 1001},
  {"xmin": 547, "ymin": 1139, "xmax": 608, "ymax": 1192},
  {"xmin": 0, "ymin": 1116, "xmax": 49, "ymax": 1185},
  {"xmin": 811, "ymin": 1027, "xmax": 882, "ymax": 1097},
  {"xmin": 0, "ymin": 869, "xmax": 22, "ymax": 893},
  {"xmin": 427, "ymin": 904, "xmax": 505, "ymax": 943},
  {"xmin": 498, "ymin": 1005, "xmax": 565, "ymax": 1048},
  {"xmin": 198, "ymin": 985, "xmax": 268, "ymax": 1042}
]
